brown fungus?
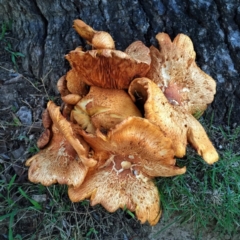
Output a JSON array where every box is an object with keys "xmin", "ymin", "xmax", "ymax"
[
  {"xmin": 146, "ymin": 33, "xmax": 216, "ymax": 116},
  {"xmin": 71, "ymin": 86, "xmax": 142, "ymax": 133},
  {"xmin": 36, "ymin": 109, "xmax": 53, "ymax": 149},
  {"xmin": 65, "ymin": 41, "xmax": 151, "ymax": 89},
  {"xmin": 26, "ymin": 123, "xmax": 89, "ymax": 187},
  {"xmin": 68, "ymin": 117, "xmax": 186, "ymax": 225},
  {"xmin": 47, "ymin": 101, "xmax": 97, "ymax": 168},
  {"xmin": 129, "ymin": 78, "xmax": 219, "ymax": 164},
  {"xmin": 73, "ymin": 19, "xmax": 115, "ymax": 49}
]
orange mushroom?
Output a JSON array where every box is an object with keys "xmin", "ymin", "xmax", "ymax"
[
  {"xmin": 47, "ymin": 101, "xmax": 97, "ymax": 168},
  {"xmin": 36, "ymin": 109, "xmax": 52, "ymax": 149},
  {"xmin": 146, "ymin": 33, "xmax": 216, "ymax": 116},
  {"xmin": 69, "ymin": 167, "xmax": 161, "ymax": 225},
  {"xmin": 128, "ymin": 78, "xmax": 219, "ymax": 164},
  {"xmin": 26, "ymin": 123, "xmax": 89, "ymax": 187},
  {"xmin": 26, "ymin": 101, "xmax": 100, "ymax": 187},
  {"xmin": 68, "ymin": 116, "xmax": 186, "ymax": 225},
  {"xmin": 26, "ymin": 20, "xmax": 219, "ymax": 227},
  {"xmin": 65, "ymin": 41, "xmax": 151, "ymax": 90},
  {"xmin": 73, "ymin": 19, "xmax": 115, "ymax": 49},
  {"xmin": 71, "ymin": 86, "xmax": 142, "ymax": 133}
]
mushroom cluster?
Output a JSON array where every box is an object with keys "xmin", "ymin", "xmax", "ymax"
[{"xmin": 26, "ymin": 20, "xmax": 218, "ymax": 226}]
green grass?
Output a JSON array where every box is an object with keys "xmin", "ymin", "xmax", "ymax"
[
  {"xmin": 156, "ymin": 124, "xmax": 240, "ymax": 239},
  {"xmin": 0, "ymin": 21, "xmax": 25, "ymax": 70}
]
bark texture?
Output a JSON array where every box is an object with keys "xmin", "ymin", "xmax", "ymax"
[{"xmin": 1, "ymin": 0, "xmax": 240, "ymax": 125}]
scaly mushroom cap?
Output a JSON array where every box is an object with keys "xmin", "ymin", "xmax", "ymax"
[
  {"xmin": 47, "ymin": 101, "xmax": 97, "ymax": 167},
  {"xmin": 71, "ymin": 86, "xmax": 142, "ymax": 133},
  {"xmin": 65, "ymin": 41, "xmax": 151, "ymax": 89},
  {"xmin": 78, "ymin": 117, "xmax": 186, "ymax": 177},
  {"xmin": 73, "ymin": 19, "xmax": 115, "ymax": 49},
  {"xmin": 129, "ymin": 78, "xmax": 219, "ymax": 164},
  {"xmin": 68, "ymin": 166, "xmax": 161, "ymax": 226},
  {"xmin": 26, "ymin": 123, "xmax": 88, "ymax": 187},
  {"xmin": 68, "ymin": 117, "xmax": 185, "ymax": 226},
  {"xmin": 146, "ymin": 33, "xmax": 216, "ymax": 116}
]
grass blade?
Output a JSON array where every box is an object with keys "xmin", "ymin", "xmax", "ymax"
[{"xmin": 18, "ymin": 187, "xmax": 42, "ymax": 210}]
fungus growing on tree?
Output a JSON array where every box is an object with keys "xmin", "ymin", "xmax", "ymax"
[
  {"xmin": 68, "ymin": 117, "xmax": 186, "ymax": 225},
  {"xmin": 26, "ymin": 19, "xmax": 219, "ymax": 227},
  {"xmin": 129, "ymin": 78, "xmax": 219, "ymax": 164},
  {"xmin": 146, "ymin": 33, "xmax": 216, "ymax": 116},
  {"xmin": 73, "ymin": 19, "xmax": 115, "ymax": 49},
  {"xmin": 26, "ymin": 101, "xmax": 97, "ymax": 187},
  {"xmin": 26, "ymin": 123, "xmax": 89, "ymax": 187},
  {"xmin": 65, "ymin": 41, "xmax": 151, "ymax": 90}
]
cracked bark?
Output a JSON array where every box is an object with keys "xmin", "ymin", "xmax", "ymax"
[{"xmin": 0, "ymin": 0, "xmax": 240, "ymax": 125}]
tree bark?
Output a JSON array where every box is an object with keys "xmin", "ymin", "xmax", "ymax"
[{"xmin": 1, "ymin": 0, "xmax": 240, "ymax": 125}]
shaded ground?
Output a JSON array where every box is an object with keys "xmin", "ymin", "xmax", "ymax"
[{"xmin": 0, "ymin": 31, "xmax": 239, "ymax": 240}]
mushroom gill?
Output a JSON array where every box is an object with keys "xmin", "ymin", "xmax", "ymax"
[{"xmin": 65, "ymin": 41, "xmax": 151, "ymax": 90}]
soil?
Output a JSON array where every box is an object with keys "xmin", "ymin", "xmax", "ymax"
[{"xmin": 0, "ymin": 32, "xmax": 238, "ymax": 240}]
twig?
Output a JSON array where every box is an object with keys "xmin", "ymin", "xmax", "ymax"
[
  {"xmin": 22, "ymin": 75, "xmax": 42, "ymax": 92},
  {"xmin": 21, "ymin": 100, "xmax": 33, "ymax": 109},
  {"xmin": 4, "ymin": 74, "xmax": 23, "ymax": 84},
  {"xmin": 40, "ymin": 69, "xmax": 53, "ymax": 100},
  {"xmin": 0, "ymin": 65, "xmax": 42, "ymax": 92}
]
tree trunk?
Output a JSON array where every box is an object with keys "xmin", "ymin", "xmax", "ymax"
[{"xmin": 1, "ymin": 0, "xmax": 240, "ymax": 125}]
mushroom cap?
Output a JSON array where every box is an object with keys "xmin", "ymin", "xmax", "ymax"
[
  {"xmin": 68, "ymin": 166, "xmax": 161, "ymax": 226},
  {"xmin": 47, "ymin": 101, "xmax": 97, "ymax": 167},
  {"xmin": 73, "ymin": 19, "xmax": 115, "ymax": 49},
  {"xmin": 65, "ymin": 68, "xmax": 89, "ymax": 95},
  {"xmin": 57, "ymin": 75, "xmax": 70, "ymax": 97},
  {"xmin": 78, "ymin": 116, "xmax": 186, "ymax": 176},
  {"xmin": 42, "ymin": 109, "xmax": 52, "ymax": 129},
  {"xmin": 128, "ymin": 78, "xmax": 219, "ymax": 164},
  {"xmin": 71, "ymin": 86, "xmax": 142, "ymax": 133},
  {"xmin": 37, "ymin": 129, "xmax": 51, "ymax": 149},
  {"xmin": 61, "ymin": 94, "xmax": 82, "ymax": 105},
  {"xmin": 36, "ymin": 109, "xmax": 53, "ymax": 149},
  {"xmin": 65, "ymin": 41, "xmax": 151, "ymax": 89},
  {"xmin": 26, "ymin": 124, "xmax": 88, "ymax": 187},
  {"xmin": 146, "ymin": 33, "xmax": 216, "ymax": 115}
]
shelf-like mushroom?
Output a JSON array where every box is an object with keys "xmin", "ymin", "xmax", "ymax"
[
  {"xmin": 129, "ymin": 78, "xmax": 219, "ymax": 164},
  {"xmin": 65, "ymin": 41, "xmax": 151, "ymax": 90},
  {"xmin": 26, "ymin": 20, "xmax": 219, "ymax": 227},
  {"xmin": 68, "ymin": 116, "xmax": 185, "ymax": 225},
  {"xmin": 146, "ymin": 33, "xmax": 216, "ymax": 116},
  {"xmin": 26, "ymin": 124, "xmax": 89, "ymax": 187},
  {"xmin": 68, "ymin": 166, "xmax": 161, "ymax": 226}
]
